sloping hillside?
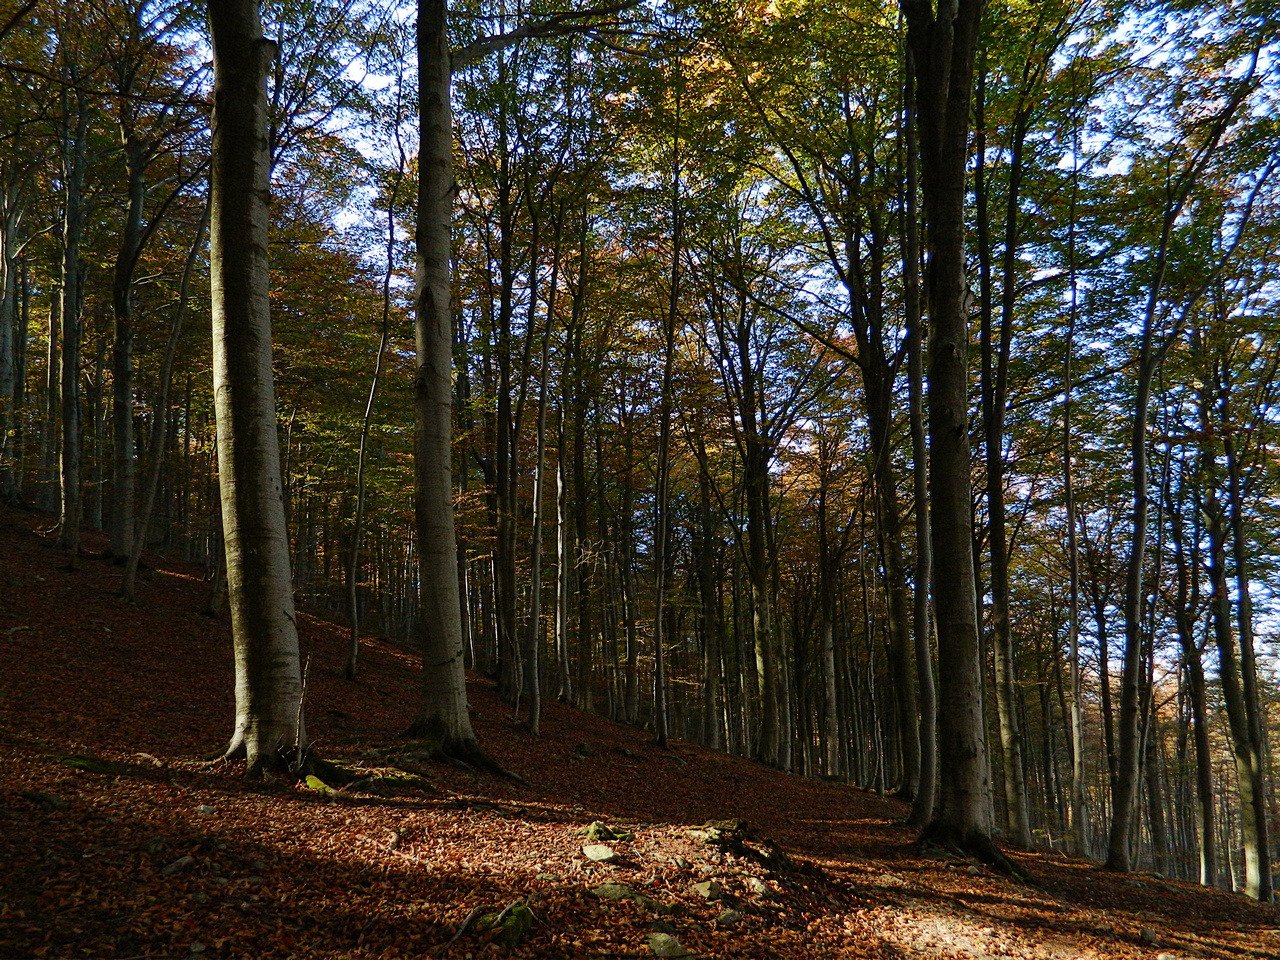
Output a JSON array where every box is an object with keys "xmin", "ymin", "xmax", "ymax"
[{"xmin": 1, "ymin": 508, "xmax": 1275, "ymax": 959}]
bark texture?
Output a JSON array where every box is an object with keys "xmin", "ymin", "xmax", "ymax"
[{"xmin": 208, "ymin": 0, "xmax": 307, "ymax": 776}]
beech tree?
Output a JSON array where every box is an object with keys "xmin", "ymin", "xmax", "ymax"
[
  {"xmin": 901, "ymin": 0, "xmax": 1001, "ymax": 865},
  {"xmin": 207, "ymin": 0, "xmax": 308, "ymax": 775}
]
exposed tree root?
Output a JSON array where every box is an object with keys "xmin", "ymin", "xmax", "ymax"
[
  {"xmin": 207, "ymin": 736, "xmax": 359, "ymax": 786},
  {"xmin": 918, "ymin": 821, "xmax": 1036, "ymax": 886},
  {"xmin": 400, "ymin": 719, "xmax": 528, "ymax": 785}
]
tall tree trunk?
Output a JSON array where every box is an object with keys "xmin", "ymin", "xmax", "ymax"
[
  {"xmin": 207, "ymin": 0, "xmax": 307, "ymax": 775},
  {"xmin": 1062, "ymin": 90, "xmax": 1089, "ymax": 857},
  {"xmin": 976, "ymin": 71, "xmax": 1031, "ymax": 850},
  {"xmin": 40, "ymin": 291, "xmax": 59, "ymax": 512},
  {"xmin": 1219, "ymin": 392, "xmax": 1273, "ymax": 902},
  {"xmin": 0, "ymin": 182, "xmax": 22, "ymax": 504},
  {"xmin": 409, "ymin": 0, "xmax": 482, "ymax": 757},
  {"xmin": 110, "ymin": 143, "xmax": 146, "ymax": 560},
  {"xmin": 652, "ymin": 79, "xmax": 682, "ymax": 749},
  {"xmin": 902, "ymin": 0, "xmax": 1003, "ymax": 864},
  {"xmin": 903, "ymin": 52, "xmax": 937, "ymax": 827},
  {"xmin": 58, "ymin": 77, "xmax": 88, "ymax": 559},
  {"xmin": 524, "ymin": 205, "xmax": 562, "ymax": 735}
]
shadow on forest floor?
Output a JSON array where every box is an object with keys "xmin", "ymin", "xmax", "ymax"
[{"xmin": 2, "ymin": 507, "xmax": 1277, "ymax": 959}]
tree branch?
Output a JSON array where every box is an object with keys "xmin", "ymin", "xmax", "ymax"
[{"xmin": 452, "ymin": 0, "xmax": 640, "ymax": 70}]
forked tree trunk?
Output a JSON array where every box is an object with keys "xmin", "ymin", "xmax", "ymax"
[{"xmin": 207, "ymin": 0, "xmax": 307, "ymax": 776}]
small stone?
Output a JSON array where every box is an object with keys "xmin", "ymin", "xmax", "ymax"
[
  {"xmin": 189, "ymin": 943, "xmax": 205, "ymax": 954},
  {"xmin": 593, "ymin": 882, "xmax": 636, "ymax": 900},
  {"xmin": 671, "ymin": 856, "xmax": 691, "ymax": 869},
  {"xmin": 195, "ymin": 805, "xmax": 216, "ymax": 815},
  {"xmin": 583, "ymin": 844, "xmax": 619, "ymax": 863},
  {"xmin": 648, "ymin": 920, "xmax": 678, "ymax": 935},
  {"xmin": 476, "ymin": 903, "xmax": 535, "ymax": 949},
  {"xmin": 691, "ymin": 880, "xmax": 723, "ymax": 901},
  {"xmin": 140, "ymin": 837, "xmax": 167, "ymax": 856},
  {"xmin": 636, "ymin": 894, "xmax": 676, "ymax": 915},
  {"xmin": 21, "ymin": 791, "xmax": 68, "ymax": 811},
  {"xmin": 745, "ymin": 876, "xmax": 769, "ymax": 897},
  {"xmin": 1140, "ymin": 929, "xmax": 1158, "ymax": 945},
  {"xmin": 162, "ymin": 855, "xmax": 195, "ymax": 876},
  {"xmin": 252, "ymin": 860, "xmax": 267, "ymax": 871},
  {"xmin": 575, "ymin": 742, "xmax": 596, "ymax": 757},
  {"xmin": 717, "ymin": 908, "xmax": 741, "ymax": 927},
  {"xmin": 536, "ymin": 872, "xmax": 559, "ymax": 882},
  {"xmin": 583, "ymin": 821, "xmax": 634, "ymax": 842},
  {"xmin": 967, "ymin": 865, "xmax": 982, "ymax": 876},
  {"xmin": 191, "ymin": 892, "xmax": 209, "ymax": 904},
  {"xmin": 647, "ymin": 932, "xmax": 691, "ymax": 957}
]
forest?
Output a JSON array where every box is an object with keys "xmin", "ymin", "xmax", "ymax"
[{"xmin": 1, "ymin": 0, "xmax": 1279, "ymax": 956}]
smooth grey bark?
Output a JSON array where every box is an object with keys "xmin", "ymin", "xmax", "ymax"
[
  {"xmin": 207, "ymin": 0, "xmax": 307, "ymax": 775},
  {"xmin": 408, "ymin": 0, "xmax": 481, "ymax": 755}
]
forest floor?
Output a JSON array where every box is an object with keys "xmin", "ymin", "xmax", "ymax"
[{"xmin": 1, "ymin": 509, "xmax": 1277, "ymax": 959}]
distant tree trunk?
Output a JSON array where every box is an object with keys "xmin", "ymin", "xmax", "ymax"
[
  {"xmin": 88, "ymin": 335, "xmax": 105, "ymax": 530},
  {"xmin": 1219, "ymin": 389, "xmax": 1273, "ymax": 902},
  {"xmin": 207, "ymin": 0, "xmax": 307, "ymax": 776},
  {"xmin": 110, "ymin": 142, "xmax": 145, "ymax": 560},
  {"xmin": 1062, "ymin": 89, "xmax": 1089, "ymax": 857},
  {"xmin": 524, "ymin": 206, "xmax": 562, "ymax": 735},
  {"xmin": 902, "ymin": 52, "xmax": 937, "ymax": 827},
  {"xmin": 902, "ymin": 0, "xmax": 1003, "ymax": 864},
  {"xmin": 975, "ymin": 68, "xmax": 1031, "ymax": 850},
  {"xmin": 347, "ymin": 90, "xmax": 406, "ymax": 681},
  {"xmin": 122, "ymin": 205, "xmax": 209, "ymax": 601},
  {"xmin": 696, "ymin": 464, "xmax": 723, "ymax": 751},
  {"xmin": 408, "ymin": 0, "xmax": 482, "ymax": 757},
  {"xmin": 0, "ymin": 181, "xmax": 23, "ymax": 504},
  {"xmin": 652, "ymin": 84, "xmax": 682, "ymax": 749},
  {"xmin": 39, "ymin": 292, "xmax": 59, "ymax": 512},
  {"xmin": 58, "ymin": 77, "xmax": 88, "ymax": 559},
  {"xmin": 556, "ymin": 404, "xmax": 575, "ymax": 704}
]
